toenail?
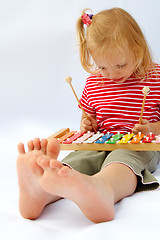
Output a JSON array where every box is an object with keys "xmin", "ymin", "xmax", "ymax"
[{"xmin": 62, "ymin": 163, "xmax": 72, "ymax": 169}]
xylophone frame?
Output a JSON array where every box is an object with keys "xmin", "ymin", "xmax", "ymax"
[{"xmin": 47, "ymin": 128, "xmax": 160, "ymax": 151}]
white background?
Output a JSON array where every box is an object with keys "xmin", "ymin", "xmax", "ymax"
[
  {"xmin": 0, "ymin": 0, "xmax": 160, "ymax": 143},
  {"xmin": 1, "ymin": 1, "xmax": 160, "ymax": 240}
]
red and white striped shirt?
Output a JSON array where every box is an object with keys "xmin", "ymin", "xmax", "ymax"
[{"xmin": 80, "ymin": 64, "xmax": 160, "ymax": 134}]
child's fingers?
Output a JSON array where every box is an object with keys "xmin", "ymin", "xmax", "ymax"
[
  {"xmin": 141, "ymin": 119, "xmax": 149, "ymax": 124},
  {"xmin": 80, "ymin": 124, "xmax": 92, "ymax": 132},
  {"xmin": 132, "ymin": 121, "xmax": 151, "ymax": 135},
  {"xmin": 88, "ymin": 114, "xmax": 98, "ymax": 130},
  {"xmin": 88, "ymin": 114, "xmax": 96, "ymax": 123},
  {"xmin": 81, "ymin": 115, "xmax": 98, "ymax": 132},
  {"xmin": 132, "ymin": 124, "xmax": 139, "ymax": 134},
  {"xmin": 83, "ymin": 117, "xmax": 92, "ymax": 126},
  {"xmin": 80, "ymin": 118, "xmax": 92, "ymax": 132}
]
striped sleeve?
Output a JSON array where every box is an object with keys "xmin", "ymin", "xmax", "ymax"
[{"xmin": 79, "ymin": 78, "xmax": 96, "ymax": 115}]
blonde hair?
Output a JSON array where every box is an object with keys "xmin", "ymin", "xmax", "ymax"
[{"xmin": 76, "ymin": 7, "xmax": 155, "ymax": 78}]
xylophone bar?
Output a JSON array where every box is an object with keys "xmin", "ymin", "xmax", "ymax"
[
  {"xmin": 47, "ymin": 128, "xmax": 70, "ymax": 140},
  {"xmin": 47, "ymin": 128, "xmax": 160, "ymax": 151}
]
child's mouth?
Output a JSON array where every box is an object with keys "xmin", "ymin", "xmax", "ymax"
[{"xmin": 112, "ymin": 77, "xmax": 124, "ymax": 83}]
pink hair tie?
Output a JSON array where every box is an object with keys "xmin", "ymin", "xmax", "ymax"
[{"xmin": 81, "ymin": 13, "xmax": 93, "ymax": 26}]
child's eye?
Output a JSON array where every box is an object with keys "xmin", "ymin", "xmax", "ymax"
[
  {"xmin": 116, "ymin": 64, "xmax": 126, "ymax": 68},
  {"xmin": 99, "ymin": 66, "xmax": 106, "ymax": 70}
]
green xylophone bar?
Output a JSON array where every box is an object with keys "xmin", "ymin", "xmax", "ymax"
[{"xmin": 107, "ymin": 133, "xmax": 124, "ymax": 144}]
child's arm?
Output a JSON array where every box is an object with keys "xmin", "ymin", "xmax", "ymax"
[
  {"xmin": 80, "ymin": 112, "xmax": 98, "ymax": 132},
  {"xmin": 132, "ymin": 119, "xmax": 160, "ymax": 135}
]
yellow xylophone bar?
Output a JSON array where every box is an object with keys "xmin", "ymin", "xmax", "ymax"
[{"xmin": 47, "ymin": 128, "xmax": 160, "ymax": 151}]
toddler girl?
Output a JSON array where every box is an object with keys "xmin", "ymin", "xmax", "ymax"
[{"xmin": 17, "ymin": 7, "xmax": 160, "ymax": 223}]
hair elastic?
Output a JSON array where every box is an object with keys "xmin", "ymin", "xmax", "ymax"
[{"xmin": 81, "ymin": 13, "xmax": 93, "ymax": 26}]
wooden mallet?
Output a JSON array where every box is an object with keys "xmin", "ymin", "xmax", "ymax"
[
  {"xmin": 65, "ymin": 76, "xmax": 97, "ymax": 133},
  {"xmin": 139, "ymin": 86, "xmax": 150, "ymax": 124}
]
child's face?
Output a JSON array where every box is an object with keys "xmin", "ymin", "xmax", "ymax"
[{"xmin": 93, "ymin": 51, "xmax": 136, "ymax": 83}]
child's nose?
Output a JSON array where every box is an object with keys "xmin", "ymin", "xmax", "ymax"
[{"xmin": 107, "ymin": 69, "xmax": 119, "ymax": 79}]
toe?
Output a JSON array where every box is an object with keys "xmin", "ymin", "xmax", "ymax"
[
  {"xmin": 58, "ymin": 165, "xmax": 72, "ymax": 177},
  {"xmin": 47, "ymin": 138, "xmax": 60, "ymax": 159},
  {"xmin": 37, "ymin": 156, "xmax": 50, "ymax": 169},
  {"xmin": 27, "ymin": 140, "xmax": 34, "ymax": 151},
  {"xmin": 33, "ymin": 138, "xmax": 41, "ymax": 150},
  {"xmin": 17, "ymin": 143, "xmax": 25, "ymax": 154},
  {"xmin": 50, "ymin": 159, "xmax": 62, "ymax": 169},
  {"xmin": 41, "ymin": 139, "xmax": 48, "ymax": 154}
]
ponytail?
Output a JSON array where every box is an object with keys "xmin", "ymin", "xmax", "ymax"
[{"xmin": 76, "ymin": 9, "xmax": 94, "ymax": 73}]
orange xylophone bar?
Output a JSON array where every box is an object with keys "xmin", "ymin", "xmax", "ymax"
[{"xmin": 47, "ymin": 128, "xmax": 160, "ymax": 151}]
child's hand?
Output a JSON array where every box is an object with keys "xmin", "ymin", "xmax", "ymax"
[
  {"xmin": 80, "ymin": 114, "xmax": 98, "ymax": 132},
  {"xmin": 132, "ymin": 119, "xmax": 151, "ymax": 135}
]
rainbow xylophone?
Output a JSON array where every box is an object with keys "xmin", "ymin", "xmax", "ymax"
[{"xmin": 47, "ymin": 128, "xmax": 160, "ymax": 151}]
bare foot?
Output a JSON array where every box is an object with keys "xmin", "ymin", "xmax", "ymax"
[
  {"xmin": 37, "ymin": 152, "xmax": 115, "ymax": 223},
  {"xmin": 17, "ymin": 138, "xmax": 61, "ymax": 219}
]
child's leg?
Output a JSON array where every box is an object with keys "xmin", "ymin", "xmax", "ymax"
[
  {"xmin": 17, "ymin": 138, "xmax": 62, "ymax": 219},
  {"xmin": 94, "ymin": 163, "xmax": 137, "ymax": 204},
  {"xmin": 25, "ymin": 139, "xmax": 137, "ymax": 223}
]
